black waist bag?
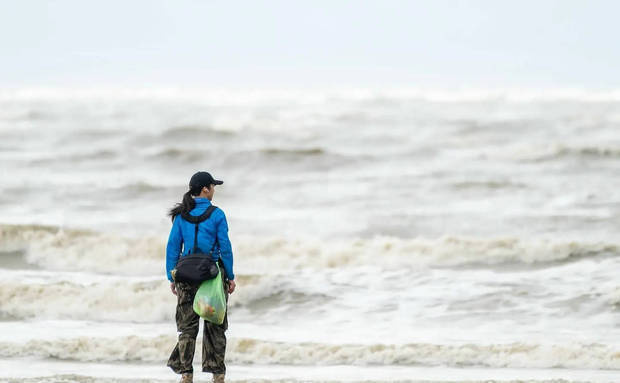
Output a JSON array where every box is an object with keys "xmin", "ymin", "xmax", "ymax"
[{"xmin": 173, "ymin": 205, "xmax": 220, "ymax": 285}]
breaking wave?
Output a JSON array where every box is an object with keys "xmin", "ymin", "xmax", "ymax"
[
  {"xmin": 160, "ymin": 125, "xmax": 237, "ymax": 139},
  {"xmin": 1, "ymin": 225, "xmax": 618, "ymax": 276},
  {"xmin": 148, "ymin": 147, "xmax": 207, "ymax": 162},
  {"xmin": 0, "ymin": 274, "xmax": 318, "ymax": 322},
  {"xmin": 28, "ymin": 150, "xmax": 117, "ymax": 166},
  {"xmin": 0, "ymin": 279, "xmax": 174, "ymax": 322},
  {"xmin": 233, "ymin": 235, "xmax": 619, "ymax": 271},
  {"xmin": 0, "ymin": 224, "xmax": 164, "ymax": 275},
  {"xmin": 260, "ymin": 147, "xmax": 326, "ymax": 156},
  {"xmin": 609, "ymin": 287, "xmax": 620, "ymax": 311},
  {"xmin": 517, "ymin": 144, "xmax": 620, "ymax": 162},
  {"xmin": 1, "ymin": 336, "xmax": 618, "ymax": 370}
]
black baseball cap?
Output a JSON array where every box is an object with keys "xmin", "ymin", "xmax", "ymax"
[{"xmin": 189, "ymin": 171, "xmax": 223, "ymax": 189}]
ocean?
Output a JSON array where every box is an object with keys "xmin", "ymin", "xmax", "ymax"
[{"xmin": 0, "ymin": 88, "xmax": 619, "ymax": 383}]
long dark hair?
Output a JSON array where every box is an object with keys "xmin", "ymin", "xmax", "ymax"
[{"xmin": 169, "ymin": 185, "xmax": 204, "ymax": 221}]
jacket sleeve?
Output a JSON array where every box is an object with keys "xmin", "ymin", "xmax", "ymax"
[
  {"xmin": 166, "ymin": 216, "xmax": 184, "ymax": 282},
  {"xmin": 216, "ymin": 211, "xmax": 235, "ymax": 280}
]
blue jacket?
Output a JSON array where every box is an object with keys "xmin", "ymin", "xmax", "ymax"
[{"xmin": 166, "ymin": 198, "xmax": 235, "ymax": 282}]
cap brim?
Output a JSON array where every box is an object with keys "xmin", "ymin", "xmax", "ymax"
[{"xmin": 214, "ymin": 180, "xmax": 224, "ymax": 185}]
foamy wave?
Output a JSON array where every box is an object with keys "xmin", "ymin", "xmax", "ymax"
[
  {"xmin": 161, "ymin": 125, "xmax": 236, "ymax": 139},
  {"xmin": 518, "ymin": 144, "xmax": 620, "ymax": 162},
  {"xmin": 0, "ymin": 225, "xmax": 163, "ymax": 275},
  {"xmin": 28, "ymin": 150, "xmax": 117, "ymax": 166},
  {"xmin": 260, "ymin": 147, "xmax": 326, "ymax": 156},
  {"xmin": 609, "ymin": 287, "xmax": 620, "ymax": 311},
  {"xmin": 0, "ymin": 335, "xmax": 172, "ymax": 363},
  {"xmin": 0, "ymin": 274, "xmax": 301, "ymax": 322},
  {"xmin": 0, "ymin": 279, "xmax": 174, "ymax": 322},
  {"xmin": 235, "ymin": 235, "xmax": 619, "ymax": 272},
  {"xmin": 1, "ymin": 225, "xmax": 618, "ymax": 276},
  {"xmin": 149, "ymin": 147, "xmax": 207, "ymax": 162},
  {"xmin": 1, "ymin": 336, "xmax": 618, "ymax": 370}
]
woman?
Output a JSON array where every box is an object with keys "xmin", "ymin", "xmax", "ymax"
[{"xmin": 166, "ymin": 171, "xmax": 236, "ymax": 383}]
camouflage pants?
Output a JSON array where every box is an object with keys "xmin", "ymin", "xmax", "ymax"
[{"xmin": 167, "ymin": 276, "xmax": 229, "ymax": 375}]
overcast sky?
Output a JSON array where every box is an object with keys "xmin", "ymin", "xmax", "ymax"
[{"xmin": 1, "ymin": 0, "xmax": 619, "ymax": 88}]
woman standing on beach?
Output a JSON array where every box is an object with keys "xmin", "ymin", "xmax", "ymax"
[{"xmin": 165, "ymin": 171, "xmax": 236, "ymax": 383}]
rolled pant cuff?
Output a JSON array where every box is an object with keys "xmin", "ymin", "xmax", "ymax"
[{"xmin": 202, "ymin": 367, "xmax": 226, "ymax": 374}]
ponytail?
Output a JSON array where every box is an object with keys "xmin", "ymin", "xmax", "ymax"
[{"xmin": 168, "ymin": 189, "xmax": 197, "ymax": 221}]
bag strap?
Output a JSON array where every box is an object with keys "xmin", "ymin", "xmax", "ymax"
[
  {"xmin": 191, "ymin": 222, "xmax": 219, "ymax": 255},
  {"xmin": 181, "ymin": 205, "xmax": 218, "ymax": 254},
  {"xmin": 181, "ymin": 205, "xmax": 218, "ymax": 224}
]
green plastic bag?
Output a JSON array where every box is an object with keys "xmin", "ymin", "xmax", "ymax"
[{"xmin": 193, "ymin": 264, "xmax": 227, "ymax": 324}]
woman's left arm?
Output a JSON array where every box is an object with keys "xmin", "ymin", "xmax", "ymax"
[
  {"xmin": 216, "ymin": 211, "xmax": 235, "ymax": 284},
  {"xmin": 166, "ymin": 216, "xmax": 184, "ymax": 284}
]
